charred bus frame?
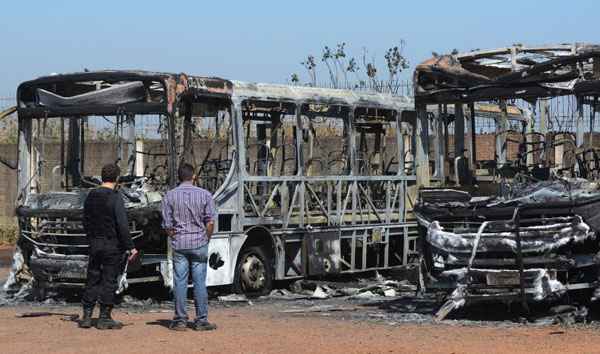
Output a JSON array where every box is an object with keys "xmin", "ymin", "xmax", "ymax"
[
  {"xmin": 412, "ymin": 43, "xmax": 600, "ymax": 315},
  {"xmin": 7, "ymin": 70, "xmax": 422, "ymax": 295}
]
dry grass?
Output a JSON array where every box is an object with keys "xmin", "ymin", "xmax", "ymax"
[{"xmin": 0, "ymin": 217, "xmax": 17, "ymax": 245}]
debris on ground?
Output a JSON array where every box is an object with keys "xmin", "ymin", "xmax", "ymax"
[
  {"xmin": 0, "ymin": 282, "xmax": 32, "ymax": 306},
  {"xmin": 532, "ymin": 305, "xmax": 589, "ymax": 326},
  {"xmin": 284, "ymin": 273, "xmax": 418, "ymax": 302},
  {"xmin": 120, "ymin": 295, "xmax": 155, "ymax": 307},
  {"xmin": 217, "ymin": 294, "xmax": 249, "ymax": 302},
  {"xmin": 15, "ymin": 311, "xmax": 80, "ymax": 322},
  {"xmin": 281, "ymin": 305, "xmax": 360, "ymax": 314},
  {"xmin": 266, "ymin": 289, "xmax": 310, "ymax": 300},
  {"xmin": 434, "ymin": 286, "xmax": 466, "ymax": 321}
]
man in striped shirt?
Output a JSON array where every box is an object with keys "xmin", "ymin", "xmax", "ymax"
[{"xmin": 161, "ymin": 163, "xmax": 217, "ymax": 331}]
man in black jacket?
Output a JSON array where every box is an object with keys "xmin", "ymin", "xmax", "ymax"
[{"xmin": 80, "ymin": 164, "xmax": 138, "ymax": 329}]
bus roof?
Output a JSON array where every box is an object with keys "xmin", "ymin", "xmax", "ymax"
[{"xmin": 231, "ymin": 81, "xmax": 414, "ymax": 111}]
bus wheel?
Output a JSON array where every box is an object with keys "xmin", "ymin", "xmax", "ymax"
[{"xmin": 233, "ymin": 246, "xmax": 273, "ymax": 296}]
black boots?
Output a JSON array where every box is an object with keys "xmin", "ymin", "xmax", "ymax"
[
  {"xmin": 96, "ymin": 305, "xmax": 123, "ymax": 330},
  {"xmin": 78, "ymin": 303, "xmax": 94, "ymax": 328}
]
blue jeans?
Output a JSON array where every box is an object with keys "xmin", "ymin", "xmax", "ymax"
[{"xmin": 173, "ymin": 244, "xmax": 209, "ymax": 324}]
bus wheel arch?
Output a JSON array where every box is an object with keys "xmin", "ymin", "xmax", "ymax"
[{"xmin": 232, "ymin": 226, "xmax": 277, "ymax": 296}]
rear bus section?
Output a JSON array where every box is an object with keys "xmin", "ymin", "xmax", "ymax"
[
  {"xmin": 415, "ymin": 185, "xmax": 600, "ymax": 307},
  {"xmin": 412, "ymin": 43, "xmax": 600, "ymax": 314}
]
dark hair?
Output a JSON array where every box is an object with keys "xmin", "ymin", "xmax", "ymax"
[
  {"xmin": 178, "ymin": 163, "xmax": 195, "ymax": 182},
  {"xmin": 101, "ymin": 164, "xmax": 121, "ymax": 183}
]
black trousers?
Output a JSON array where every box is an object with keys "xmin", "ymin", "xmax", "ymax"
[{"xmin": 82, "ymin": 240, "xmax": 124, "ymax": 306}]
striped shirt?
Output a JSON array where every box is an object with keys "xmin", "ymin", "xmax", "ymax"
[{"xmin": 161, "ymin": 182, "xmax": 217, "ymax": 250}]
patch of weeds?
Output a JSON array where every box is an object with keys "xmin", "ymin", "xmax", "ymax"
[{"xmin": 0, "ymin": 222, "xmax": 18, "ymax": 245}]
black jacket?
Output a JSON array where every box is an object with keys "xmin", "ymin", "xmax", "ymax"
[{"xmin": 83, "ymin": 187, "xmax": 134, "ymax": 251}]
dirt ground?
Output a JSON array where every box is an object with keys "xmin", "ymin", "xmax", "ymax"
[
  {"xmin": 3, "ymin": 304, "xmax": 600, "ymax": 354},
  {"xmin": 3, "ymin": 244, "xmax": 600, "ymax": 354}
]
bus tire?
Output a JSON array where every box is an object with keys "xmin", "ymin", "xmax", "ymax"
[{"xmin": 233, "ymin": 246, "xmax": 273, "ymax": 296}]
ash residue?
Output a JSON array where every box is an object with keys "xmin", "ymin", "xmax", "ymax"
[{"xmin": 3, "ymin": 269, "xmax": 600, "ymax": 329}]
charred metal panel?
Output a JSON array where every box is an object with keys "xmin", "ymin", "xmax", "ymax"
[
  {"xmin": 414, "ymin": 44, "xmax": 600, "ymax": 104},
  {"xmin": 415, "ymin": 179, "xmax": 600, "ymax": 313},
  {"xmin": 305, "ymin": 230, "xmax": 341, "ymax": 276},
  {"xmin": 206, "ymin": 236, "xmax": 232, "ymax": 286}
]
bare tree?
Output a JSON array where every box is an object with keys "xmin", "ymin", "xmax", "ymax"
[
  {"xmin": 362, "ymin": 47, "xmax": 380, "ymax": 92},
  {"xmin": 384, "ymin": 40, "xmax": 410, "ymax": 94},
  {"xmin": 295, "ymin": 41, "xmax": 410, "ymax": 93},
  {"xmin": 300, "ymin": 55, "xmax": 318, "ymax": 86},
  {"xmin": 290, "ymin": 73, "xmax": 300, "ymax": 85},
  {"xmin": 321, "ymin": 46, "xmax": 338, "ymax": 88}
]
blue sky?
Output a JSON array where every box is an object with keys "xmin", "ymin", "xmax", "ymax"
[{"xmin": 1, "ymin": 0, "xmax": 598, "ymax": 96}]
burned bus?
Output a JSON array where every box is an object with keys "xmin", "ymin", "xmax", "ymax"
[
  {"xmin": 412, "ymin": 43, "xmax": 600, "ymax": 316},
  {"xmin": 3, "ymin": 70, "xmax": 422, "ymax": 295}
]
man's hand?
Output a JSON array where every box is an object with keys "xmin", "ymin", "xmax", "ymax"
[
  {"xmin": 206, "ymin": 221, "xmax": 214, "ymax": 241},
  {"xmin": 166, "ymin": 229, "xmax": 176, "ymax": 238},
  {"xmin": 128, "ymin": 248, "xmax": 139, "ymax": 262}
]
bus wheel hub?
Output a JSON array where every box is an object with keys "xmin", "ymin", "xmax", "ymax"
[{"xmin": 241, "ymin": 255, "xmax": 266, "ymax": 290}]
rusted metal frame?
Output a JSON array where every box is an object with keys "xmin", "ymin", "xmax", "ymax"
[
  {"xmin": 361, "ymin": 228, "xmax": 368, "ymax": 270},
  {"xmin": 284, "ymin": 183, "xmax": 301, "ymax": 228},
  {"xmin": 512, "ymin": 207, "xmax": 530, "ymax": 313},
  {"xmin": 576, "ymin": 96, "xmax": 585, "ymax": 148},
  {"xmin": 32, "ymin": 118, "xmax": 43, "ymax": 193},
  {"xmin": 295, "ymin": 102, "xmax": 306, "ymax": 228},
  {"xmin": 590, "ymin": 97, "xmax": 597, "ymax": 149},
  {"xmin": 538, "ymin": 100, "xmax": 548, "ymax": 164},
  {"xmin": 17, "ymin": 103, "xmax": 167, "ymax": 119},
  {"xmin": 351, "ymin": 228, "xmax": 356, "ymax": 270},
  {"xmin": 433, "ymin": 105, "xmax": 446, "ymax": 179},
  {"xmin": 357, "ymin": 183, "xmax": 383, "ymax": 223},
  {"xmin": 400, "ymin": 181, "xmax": 406, "ymax": 222},
  {"xmin": 60, "ymin": 115, "xmax": 65, "ymax": 186},
  {"xmin": 525, "ymin": 106, "xmax": 535, "ymax": 167},
  {"xmin": 336, "ymin": 180, "xmax": 342, "ymax": 225},
  {"xmin": 402, "ymin": 225, "xmax": 410, "ymax": 265},
  {"xmin": 242, "ymin": 175, "xmax": 415, "ymax": 182},
  {"xmin": 305, "ymin": 183, "xmax": 330, "ymax": 223},
  {"xmin": 338, "ymin": 256, "xmax": 352, "ymax": 270},
  {"xmin": 469, "ymin": 102, "xmax": 476, "ymax": 171},
  {"xmin": 124, "ymin": 113, "xmax": 136, "ymax": 176},
  {"xmin": 181, "ymin": 100, "xmax": 194, "ymax": 164},
  {"xmin": 390, "ymin": 182, "xmax": 401, "ymax": 219},
  {"xmin": 327, "ymin": 181, "xmax": 333, "ymax": 225},
  {"xmin": 357, "ymin": 184, "xmax": 365, "ymax": 224},
  {"xmin": 415, "ymin": 103, "xmax": 430, "ymax": 187},
  {"xmin": 455, "ymin": 44, "xmax": 575, "ymax": 61},
  {"xmin": 17, "ymin": 117, "xmax": 33, "ymax": 202},
  {"xmin": 115, "ymin": 111, "xmax": 124, "ymax": 167},
  {"xmin": 454, "ymin": 103, "xmax": 465, "ymax": 163},
  {"xmin": 384, "ymin": 226, "xmax": 390, "ymax": 268},
  {"xmin": 232, "ymin": 99, "xmax": 246, "ymax": 231},
  {"xmin": 464, "ymin": 105, "xmax": 474, "ymax": 171},
  {"xmin": 397, "ymin": 113, "xmax": 406, "ymax": 176},
  {"xmin": 338, "ymin": 181, "xmax": 354, "ymax": 225},
  {"xmin": 496, "ymin": 101, "xmax": 509, "ymax": 166},
  {"xmin": 347, "ymin": 107, "xmax": 359, "ymax": 226},
  {"xmin": 351, "ymin": 180, "xmax": 358, "ymax": 226},
  {"xmin": 299, "ymin": 180, "xmax": 306, "ymax": 228},
  {"xmin": 260, "ymin": 183, "xmax": 281, "ymax": 217},
  {"xmin": 385, "ymin": 181, "xmax": 392, "ymax": 224},
  {"xmin": 243, "ymin": 183, "xmax": 261, "ymax": 217}
]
